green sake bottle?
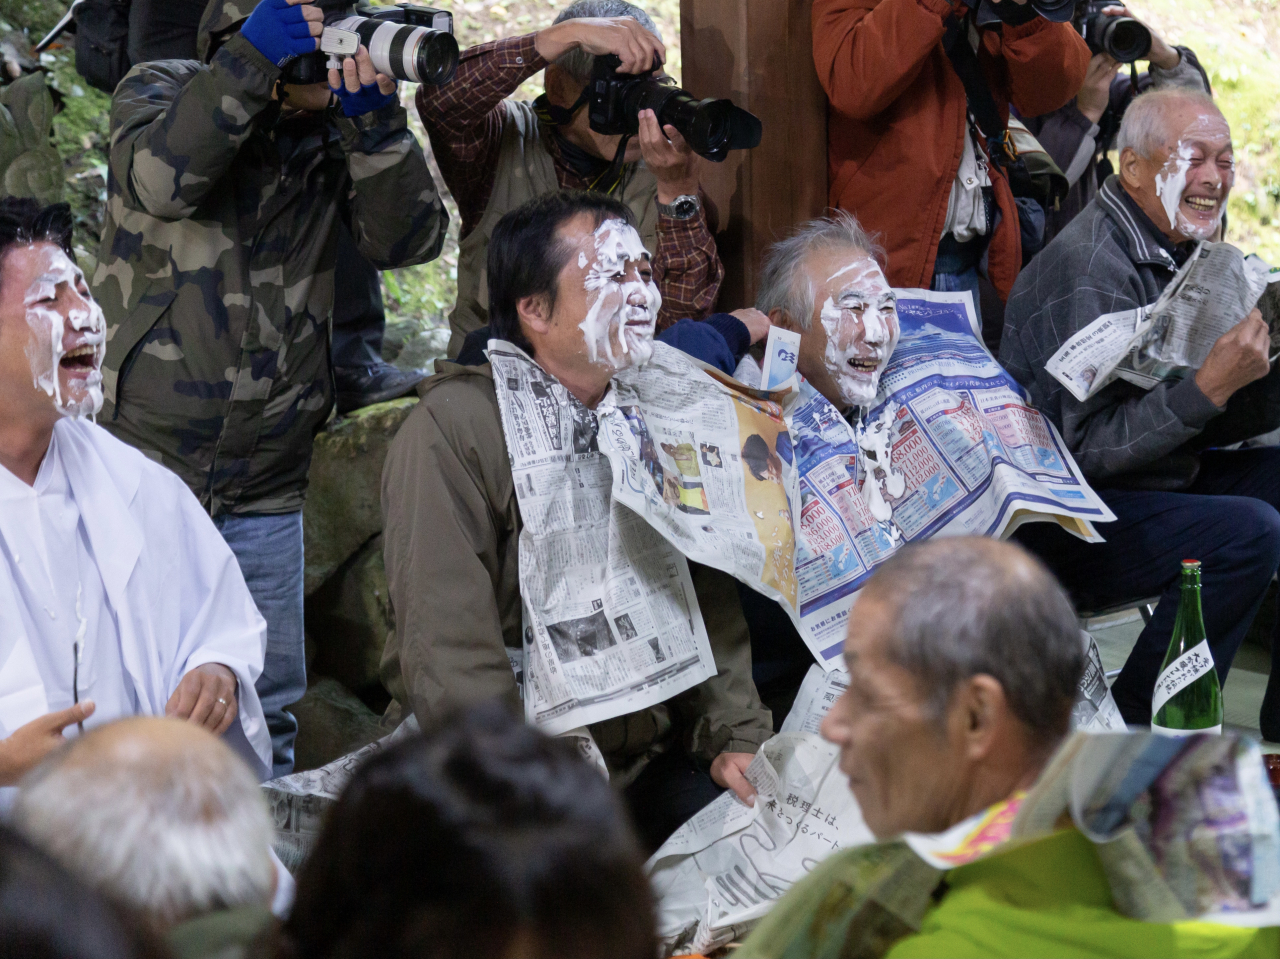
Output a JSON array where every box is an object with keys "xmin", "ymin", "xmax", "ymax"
[{"xmin": 1151, "ymin": 559, "xmax": 1223, "ymax": 735}]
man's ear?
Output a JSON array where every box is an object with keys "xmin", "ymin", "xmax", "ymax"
[
  {"xmin": 951, "ymin": 674, "xmax": 1007, "ymax": 761},
  {"xmin": 517, "ymin": 293, "xmax": 554, "ymax": 337},
  {"xmin": 1118, "ymin": 146, "xmax": 1145, "ymax": 191},
  {"xmin": 771, "ymin": 308, "xmax": 799, "ymax": 333}
]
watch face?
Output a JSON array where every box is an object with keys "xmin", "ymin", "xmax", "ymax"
[{"xmin": 671, "ymin": 196, "xmax": 699, "ymax": 218}]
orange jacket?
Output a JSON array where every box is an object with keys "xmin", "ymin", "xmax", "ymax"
[{"xmin": 812, "ymin": 0, "xmax": 1089, "ymax": 300}]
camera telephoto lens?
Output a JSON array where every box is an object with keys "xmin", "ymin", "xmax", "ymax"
[
  {"xmin": 1102, "ymin": 18, "xmax": 1153, "ymax": 62},
  {"xmin": 1080, "ymin": 2, "xmax": 1152, "ymax": 63},
  {"xmin": 330, "ymin": 14, "xmax": 459, "ymax": 85}
]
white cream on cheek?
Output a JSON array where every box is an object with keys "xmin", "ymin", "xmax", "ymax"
[
  {"xmin": 579, "ymin": 219, "xmax": 661, "ymax": 372},
  {"xmin": 818, "ymin": 259, "xmax": 900, "ymax": 409},
  {"xmin": 22, "ymin": 246, "xmax": 106, "ymax": 419},
  {"xmin": 1155, "ymin": 116, "xmax": 1233, "ymax": 240},
  {"xmin": 1154, "ymin": 141, "xmax": 1193, "ymax": 231}
]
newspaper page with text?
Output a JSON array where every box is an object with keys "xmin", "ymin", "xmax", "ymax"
[
  {"xmin": 597, "ymin": 341, "xmax": 803, "ymax": 625},
  {"xmin": 790, "ymin": 290, "xmax": 1115, "ymax": 666},
  {"xmin": 1047, "ymin": 241, "xmax": 1277, "ymax": 401},
  {"xmin": 489, "ymin": 342, "xmax": 719, "ymax": 736}
]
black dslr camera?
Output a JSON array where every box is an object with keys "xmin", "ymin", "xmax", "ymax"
[
  {"xmin": 1077, "ymin": 0, "xmax": 1152, "ymax": 62},
  {"xmin": 586, "ymin": 55, "xmax": 761, "ymax": 163},
  {"xmin": 282, "ymin": 2, "xmax": 459, "ymax": 86}
]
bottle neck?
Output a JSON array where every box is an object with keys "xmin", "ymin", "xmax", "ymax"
[{"xmin": 1176, "ymin": 566, "xmax": 1207, "ymax": 649}]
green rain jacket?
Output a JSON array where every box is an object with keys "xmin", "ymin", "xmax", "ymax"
[
  {"xmin": 94, "ymin": 12, "xmax": 447, "ymax": 516},
  {"xmin": 737, "ymin": 830, "xmax": 1279, "ymax": 959}
]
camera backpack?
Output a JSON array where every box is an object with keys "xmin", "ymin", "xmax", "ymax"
[{"xmin": 72, "ymin": 0, "xmax": 133, "ymax": 95}]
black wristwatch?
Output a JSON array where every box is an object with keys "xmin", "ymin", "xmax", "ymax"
[{"xmin": 657, "ymin": 194, "xmax": 701, "ymax": 220}]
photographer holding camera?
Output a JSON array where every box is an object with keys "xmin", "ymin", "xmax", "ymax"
[
  {"xmin": 92, "ymin": 0, "xmax": 448, "ymax": 776},
  {"xmin": 1021, "ymin": 3, "xmax": 1209, "ymax": 244},
  {"xmin": 812, "ymin": 0, "xmax": 1089, "ymax": 324},
  {"xmin": 417, "ymin": 0, "xmax": 725, "ymax": 357}
]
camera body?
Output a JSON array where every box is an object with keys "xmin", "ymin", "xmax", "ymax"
[
  {"xmin": 586, "ymin": 54, "xmax": 761, "ymax": 163},
  {"xmin": 1077, "ymin": 0, "xmax": 1152, "ymax": 62},
  {"xmin": 281, "ymin": 3, "xmax": 459, "ymax": 86}
]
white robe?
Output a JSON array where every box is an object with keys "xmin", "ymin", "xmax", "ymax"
[{"xmin": 0, "ymin": 418, "xmax": 270, "ymax": 770}]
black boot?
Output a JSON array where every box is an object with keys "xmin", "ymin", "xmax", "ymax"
[{"xmin": 334, "ymin": 362, "xmax": 428, "ymax": 415}]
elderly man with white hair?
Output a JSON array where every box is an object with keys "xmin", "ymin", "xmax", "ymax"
[
  {"xmin": 12, "ymin": 717, "xmax": 283, "ymax": 958},
  {"xmin": 1000, "ymin": 88, "xmax": 1280, "ymax": 738},
  {"xmin": 0, "ymin": 197, "xmax": 270, "ymax": 785},
  {"xmin": 738, "ymin": 212, "xmax": 901, "ymax": 716}
]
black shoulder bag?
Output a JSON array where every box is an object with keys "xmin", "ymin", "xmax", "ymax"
[{"xmin": 942, "ymin": 15, "xmax": 1068, "ymax": 260}]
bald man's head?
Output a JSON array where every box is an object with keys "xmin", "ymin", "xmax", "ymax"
[
  {"xmin": 12, "ymin": 717, "xmax": 274, "ymax": 930},
  {"xmin": 861, "ymin": 537, "xmax": 1083, "ymax": 744}
]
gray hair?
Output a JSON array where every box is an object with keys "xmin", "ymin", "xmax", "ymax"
[
  {"xmin": 551, "ymin": 1, "xmax": 662, "ymax": 84},
  {"xmin": 1117, "ymin": 88, "xmax": 1224, "ymax": 159},
  {"xmin": 863, "ymin": 538, "xmax": 1083, "ymax": 747},
  {"xmin": 11, "ymin": 719, "xmax": 275, "ymax": 930},
  {"xmin": 755, "ymin": 211, "xmax": 885, "ymax": 330}
]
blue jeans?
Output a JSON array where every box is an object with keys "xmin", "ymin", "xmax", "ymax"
[
  {"xmin": 931, "ymin": 266, "xmax": 984, "ymax": 329},
  {"xmin": 1015, "ymin": 448, "xmax": 1280, "ymax": 737},
  {"xmin": 214, "ymin": 511, "xmax": 306, "ymax": 777}
]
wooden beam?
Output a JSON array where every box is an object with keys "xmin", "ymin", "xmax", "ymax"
[{"xmin": 681, "ymin": 0, "xmax": 828, "ymax": 310}]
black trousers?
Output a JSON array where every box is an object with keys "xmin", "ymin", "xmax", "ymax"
[
  {"xmin": 623, "ymin": 749, "xmax": 724, "ymax": 854},
  {"xmin": 1016, "ymin": 447, "xmax": 1280, "ymax": 735}
]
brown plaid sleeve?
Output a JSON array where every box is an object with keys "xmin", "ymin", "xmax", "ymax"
[
  {"xmin": 653, "ymin": 197, "xmax": 723, "ymax": 329},
  {"xmin": 416, "ymin": 33, "xmax": 547, "ymax": 237}
]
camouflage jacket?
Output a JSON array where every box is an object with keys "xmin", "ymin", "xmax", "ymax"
[{"xmin": 94, "ymin": 32, "xmax": 447, "ymax": 516}]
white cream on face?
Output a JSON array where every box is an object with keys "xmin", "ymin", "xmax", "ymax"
[
  {"xmin": 818, "ymin": 258, "xmax": 900, "ymax": 409},
  {"xmin": 1153, "ymin": 114, "xmax": 1234, "ymax": 241},
  {"xmin": 22, "ymin": 246, "xmax": 106, "ymax": 419},
  {"xmin": 854, "ymin": 399, "xmax": 904, "ymax": 542},
  {"xmin": 579, "ymin": 219, "xmax": 661, "ymax": 372}
]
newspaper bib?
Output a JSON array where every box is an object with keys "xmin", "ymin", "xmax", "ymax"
[
  {"xmin": 489, "ymin": 342, "xmax": 717, "ymax": 736},
  {"xmin": 1151, "ymin": 638, "xmax": 1220, "ymax": 734},
  {"xmin": 785, "ymin": 290, "xmax": 1116, "ymax": 667}
]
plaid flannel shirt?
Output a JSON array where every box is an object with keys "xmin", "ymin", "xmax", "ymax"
[{"xmin": 416, "ymin": 33, "xmax": 723, "ymax": 328}]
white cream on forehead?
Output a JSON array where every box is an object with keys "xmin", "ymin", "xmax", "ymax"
[
  {"xmin": 818, "ymin": 258, "xmax": 899, "ymax": 409},
  {"xmin": 578, "ymin": 218, "xmax": 661, "ymax": 372},
  {"xmin": 22, "ymin": 245, "xmax": 106, "ymax": 419}
]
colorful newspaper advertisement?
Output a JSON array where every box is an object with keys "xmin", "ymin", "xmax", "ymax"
[
  {"xmin": 1047, "ymin": 242, "xmax": 1277, "ymax": 400},
  {"xmin": 489, "ymin": 341, "xmax": 719, "ymax": 736},
  {"xmin": 597, "ymin": 341, "xmax": 802, "ymax": 625},
  {"xmin": 790, "ymin": 289, "xmax": 1116, "ymax": 666},
  {"xmin": 1013, "ymin": 731, "xmax": 1280, "ymax": 924}
]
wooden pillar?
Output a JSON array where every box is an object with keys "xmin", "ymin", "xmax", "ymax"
[{"xmin": 680, "ymin": 0, "xmax": 828, "ymax": 311}]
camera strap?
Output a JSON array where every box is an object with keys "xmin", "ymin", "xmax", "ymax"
[
  {"xmin": 534, "ymin": 92, "xmax": 631, "ymax": 196},
  {"xmin": 941, "ymin": 15, "xmax": 1036, "ymax": 198}
]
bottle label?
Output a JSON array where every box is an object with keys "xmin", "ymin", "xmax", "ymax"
[
  {"xmin": 1151, "ymin": 723, "xmax": 1222, "ymax": 737},
  {"xmin": 1151, "ymin": 638, "xmax": 1215, "ymax": 718}
]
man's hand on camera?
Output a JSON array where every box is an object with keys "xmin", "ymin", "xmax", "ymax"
[
  {"xmin": 639, "ymin": 109, "xmax": 699, "ymax": 205},
  {"xmin": 534, "ymin": 16, "xmax": 664, "ymax": 74},
  {"xmin": 328, "ymin": 46, "xmax": 397, "ymax": 117},
  {"xmin": 1100, "ymin": 6, "xmax": 1180, "ymax": 70},
  {"xmin": 1195, "ymin": 308, "xmax": 1271, "ymax": 407},
  {"xmin": 240, "ymin": 0, "xmax": 321, "ymax": 68},
  {"xmin": 1077, "ymin": 53, "xmax": 1121, "ymax": 123}
]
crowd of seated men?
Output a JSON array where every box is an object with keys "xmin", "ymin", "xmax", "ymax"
[{"xmin": 0, "ymin": 0, "xmax": 1278, "ymax": 954}]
